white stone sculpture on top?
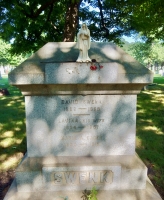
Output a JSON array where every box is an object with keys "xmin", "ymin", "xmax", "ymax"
[{"xmin": 76, "ymin": 23, "xmax": 91, "ymax": 62}]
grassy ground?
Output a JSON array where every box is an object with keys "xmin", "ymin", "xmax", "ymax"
[
  {"xmin": 0, "ymin": 74, "xmax": 164, "ymax": 198},
  {"xmin": 136, "ymin": 75, "xmax": 164, "ymax": 197},
  {"xmin": 0, "ymin": 75, "xmax": 26, "ymax": 170}
]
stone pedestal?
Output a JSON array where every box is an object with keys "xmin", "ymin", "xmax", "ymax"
[{"xmin": 5, "ymin": 42, "xmax": 162, "ymax": 200}]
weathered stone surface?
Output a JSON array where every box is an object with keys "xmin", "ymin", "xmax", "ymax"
[
  {"xmin": 25, "ymin": 94, "xmax": 136, "ymax": 157},
  {"xmin": 15, "ymin": 154, "xmax": 147, "ymax": 192},
  {"xmin": 44, "ymin": 62, "xmax": 152, "ymax": 84},
  {"xmin": 4, "ymin": 177, "xmax": 162, "ymax": 200},
  {"xmin": 8, "ymin": 43, "xmax": 153, "ymax": 90},
  {"xmin": 42, "ymin": 166, "xmax": 121, "ymax": 191}
]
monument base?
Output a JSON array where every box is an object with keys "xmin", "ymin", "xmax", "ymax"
[
  {"xmin": 3, "ymin": 154, "xmax": 162, "ymax": 200},
  {"xmin": 4, "ymin": 178, "xmax": 162, "ymax": 200}
]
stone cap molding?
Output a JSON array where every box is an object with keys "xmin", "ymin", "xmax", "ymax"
[{"xmin": 8, "ymin": 42, "xmax": 153, "ymax": 95}]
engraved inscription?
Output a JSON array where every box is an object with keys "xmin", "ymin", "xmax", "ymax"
[
  {"xmin": 58, "ymin": 97, "xmax": 105, "ymax": 148},
  {"xmin": 58, "ymin": 118, "xmax": 104, "ymax": 124},
  {"xmin": 64, "ymin": 107, "xmax": 76, "ymax": 111},
  {"xmin": 65, "ymin": 172, "xmax": 76, "ymax": 184},
  {"xmin": 61, "ymin": 135, "xmax": 103, "ymax": 141},
  {"xmin": 79, "ymin": 172, "xmax": 87, "ymax": 184},
  {"xmin": 101, "ymin": 172, "xmax": 111, "ymax": 183},
  {"xmin": 54, "ymin": 173, "xmax": 63, "ymax": 184},
  {"xmin": 64, "ymin": 125, "xmax": 98, "ymax": 130},
  {"xmin": 61, "ymin": 98, "xmax": 102, "ymax": 116},
  {"xmin": 88, "ymin": 107, "xmax": 100, "ymax": 111},
  {"xmin": 60, "ymin": 127, "xmax": 105, "ymax": 148},
  {"xmin": 90, "ymin": 125, "xmax": 98, "ymax": 130},
  {"xmin": 61, "ymin": 99, "xmax": 102, "ymax": 105},
  {"xmin": 53, "ymin": 171, "xmax": 113, "ymax": 185},
  {"xmin": 89, "ymin": 172, "xmax": 99, "ymax": 183},
  {"xmin": 63, "ymin": 107, "xmax": 100, "ymax": 112},
  {"xmin": 59, "ymin": 118, "xmax": 79, "ymax": 123},
  {"xmin": 43, "ymin": 166, "xmax": 121, "ymax": 190}
]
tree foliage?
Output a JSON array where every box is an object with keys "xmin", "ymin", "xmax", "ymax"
[
  {"xmin": 0, "ymin": 39, "xmax": 26, "ymax": 65},
  {"xmin": 1, "ymin": 0, "xmax": 164, "ymax": 54},
  {"xmin": 122, "ymin": 39, "xmax": 164, "ymax": 66},
  {"xmin": 128, "ymin": 0, "xmax": 164, "ymax": 43},
  {"xmin": 80, "ymin": 0, "xmax": 136, "ymax": 43},
  {"xmin": 0, "ymin": 0, "xmax": 68, "ymax": 53}
]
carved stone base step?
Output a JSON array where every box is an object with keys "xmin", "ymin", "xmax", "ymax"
[
  {"xmin": 3, "ymin": 154, "xmax": 162, "ymax": 199},
  {"xmin": 4, "ymin": 177, "xmax": 162, "ymax": 200},
  {"xmin": 14, "ymin": 154, "xmax": 148, "ymax": 192}
]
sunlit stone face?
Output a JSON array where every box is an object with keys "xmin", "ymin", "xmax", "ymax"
[{"xmin": 25, "ymin": 94, "xmax": 136, "ymax": 157}]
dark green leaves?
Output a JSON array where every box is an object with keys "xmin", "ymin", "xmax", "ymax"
[{"xmin": 1, "ymin": 0, "xmax": 164, "ymax": 54}]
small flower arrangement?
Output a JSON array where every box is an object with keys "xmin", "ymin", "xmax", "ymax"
[
  {"xmin": 90, "ymin": 59, "xmax": 103, "ymax": 71},
  {"xmin": 90, "ymin": 65, "xmax": 97, "ymax": 70}
]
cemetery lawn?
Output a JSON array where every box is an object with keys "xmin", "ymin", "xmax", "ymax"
[
  {"xmin": 0, "ymin": 76, "xmax": 26, "ymax": 170},
  {"xmin": 0, "ymin": 75, "xmax": 164, "ymax": 199},
  {"xmin": 136, "ymin": 75, "xmax": 164, "ymax": 198}
]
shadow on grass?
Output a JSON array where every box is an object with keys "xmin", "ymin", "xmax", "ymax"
[
  {"xmin": 137, "ymin": 82, "xmax": 164, "ymax": 198},
  {"xmin": 0, "ymin": 76, "xmax": 26, "ymax": 171}
]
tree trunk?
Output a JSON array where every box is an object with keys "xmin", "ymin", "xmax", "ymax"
[{"xmin": 63, "ymin": 0, "xmax": 82, "ymax": 42}]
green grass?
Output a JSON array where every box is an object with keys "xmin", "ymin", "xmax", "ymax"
[
  {"xmin": 0, "ymin": 75, "xmax": 22, "ymax": 96},
  {"xmin": 153, "ymin": 76, "xmax": 164, "ymax": 84},
  {"xmin": 0, "ymin": 76, "xmax": 26, "ymax": 170},
  {"xmin": 136, "ymin": 76, "xmax": 164, "ymax": 196},
  {"xmin": 0, "ymin": 74, "xmax": 164, "ymax": 198}
]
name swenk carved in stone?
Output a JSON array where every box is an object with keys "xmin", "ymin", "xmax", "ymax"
[{"xmin": 53, "ymin": 171, "xmax": 113, "ymax": 185}]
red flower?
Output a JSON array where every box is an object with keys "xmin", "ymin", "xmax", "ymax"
[
  {"xmin": 90, "ymin": 65, "xmax": 97, "ymax": 70},
  {"xmin": 100, "ymin": 65, "xmax": 103, "ymax": 69}
]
